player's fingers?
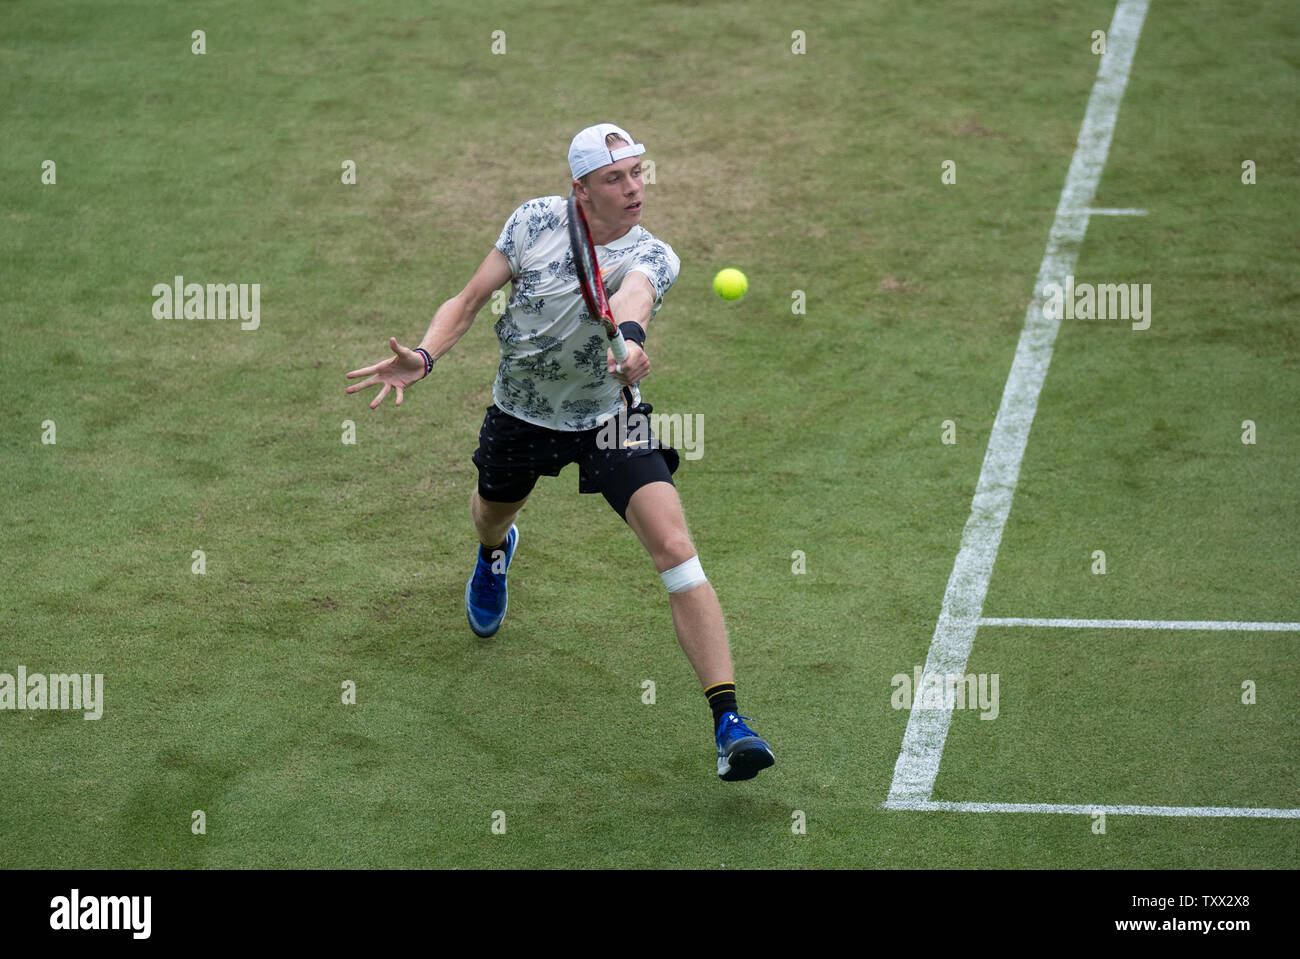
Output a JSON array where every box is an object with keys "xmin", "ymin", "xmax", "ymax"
[
  {"xmin": 346, "ymin": 363, "xmax": 380, "ymax": 379},
  {"xmin": 370, "ymin": 383, "xmax": 391, "ymax": 409},
  {"xmin": 346, "ymin": 375, "xmax": 378, "ymax": 394},
  {"xmin": 395, "ymin": 385, "xmax": 404, "ymax": 407}
]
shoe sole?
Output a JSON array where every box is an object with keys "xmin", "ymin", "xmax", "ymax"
[{"xmin": 717, "ymin": 739, "xmax": 775, "ymax": 782}]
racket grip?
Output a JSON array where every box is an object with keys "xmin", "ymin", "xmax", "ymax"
[{"xmin": 610, "ymin": 330, "xmax": 629, "ymax": 364}]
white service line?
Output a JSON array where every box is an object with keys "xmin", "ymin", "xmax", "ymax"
[
  {"xmin": 891, "ymin": 800, "xmax": 1300, "ymax": 819},
  {"xmin": 981, "ymin": 617, "xmax": 1300, "ymax": 631},
  {"xmin": 885, "ymin": 0, "xmax": 1151, "ymax": 808}
]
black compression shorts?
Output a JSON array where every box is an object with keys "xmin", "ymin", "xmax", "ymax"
[{"xmin": 471, "ymin": 402, "xmax": 680, "ymax": 521}]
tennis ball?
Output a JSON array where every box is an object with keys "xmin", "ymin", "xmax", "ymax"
[{"xmin": 713, "ymin": 268, "xmax": 748, "ymax": 300}]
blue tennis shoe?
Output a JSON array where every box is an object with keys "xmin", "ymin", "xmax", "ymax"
[
  {"xmin": 465, "ymin": 525, "xmax": 518, "ymax": 638},
  {"xmin": 715, "ymin": 712, "xmax": 775, "ymax": 782}
]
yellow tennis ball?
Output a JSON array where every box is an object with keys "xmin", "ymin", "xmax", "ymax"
[{"xmin": 713, "ymin": 268, "xmax": 748, "ymax": 300}]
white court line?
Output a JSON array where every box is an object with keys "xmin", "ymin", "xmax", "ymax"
[
  {"xmin": 1079, "ymin": 207, "xmax": 1148, "ymax": 215},
  {"xmin": 890, "ymin": 800, "xmax": 1300, "ymax": 819},
  {"xmin": 885, "ymin": 0, "xmax": 1151, "ymax": 807},
  {"xmin": 981, "ymin": 617, "xmax": 1300, "ymax": 631}
]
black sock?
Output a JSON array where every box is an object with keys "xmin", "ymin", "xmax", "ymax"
[
  {"xmin": 479, "ymin": 539, "xmax": 504, "ymax": 562},
  {"xmin": 705, "ymin": 682, "xmax": 738, "ymax": 730}
]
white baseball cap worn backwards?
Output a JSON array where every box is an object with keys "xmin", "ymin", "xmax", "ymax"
[{"xmin": 568, "ymin": 122, "xmax": 646, "ymax": 181}]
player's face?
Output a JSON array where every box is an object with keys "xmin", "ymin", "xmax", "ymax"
[{"xmin": 579, "ymin": 156, "xmax": 644, "ymax": 236}]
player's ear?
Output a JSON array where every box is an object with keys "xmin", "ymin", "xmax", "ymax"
[{"xmin": 572, "ymin": 178, "xmax": 589, "ymax": 202}]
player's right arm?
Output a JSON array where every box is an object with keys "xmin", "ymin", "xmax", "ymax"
[
  {"xmin": 345, "ymin": 248, "xmax": 513, "ymax": 409},
  {"xmin": 418, "ymin": 248, "xmax": 513, "ymax": 361}
]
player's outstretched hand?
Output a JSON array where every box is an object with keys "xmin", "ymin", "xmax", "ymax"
[
  {"xmin": 608, "ymin": 341, "xmax": 648, "ymax": 387},
  {"xmin": 345, "ymin": 337, "xmax": 427, "ymax": 409}
]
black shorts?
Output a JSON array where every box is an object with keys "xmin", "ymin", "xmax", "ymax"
[{"xmin": 472, "ymin": 402, "xmax": 680, "ymax": 520}]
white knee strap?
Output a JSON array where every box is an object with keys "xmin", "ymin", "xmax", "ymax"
[{"xmin": 661, "ymin": 555, "xmax": 707, "ymax": 593}]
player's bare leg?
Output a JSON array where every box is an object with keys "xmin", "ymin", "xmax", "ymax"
[
  {"xmin": 624, "ymin": 480, "xmax": 773, "ymax": 780},
  {"xmin": 471, "ymin": 489, "xmax": 527, "ymax": 547},
  {"xmin": 623, "ymin": 481, "xmax": 732, "ymax": 687}
]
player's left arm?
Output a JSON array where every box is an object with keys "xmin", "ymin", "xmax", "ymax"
[{"xmin": 606, "ymin": 270, "xmax": 656, "ymax": 385}]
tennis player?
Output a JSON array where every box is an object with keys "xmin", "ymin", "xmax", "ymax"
[{"xmin": 345, "ymin": 123, "xmax": 773, "ymax": 782}]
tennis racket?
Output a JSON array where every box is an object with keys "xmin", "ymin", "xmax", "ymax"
[{"xmin": 567, "ymin": 191, "xmax": 629, "ymax": 365}]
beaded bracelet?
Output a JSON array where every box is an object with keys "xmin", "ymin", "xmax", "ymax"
[{"xmin": 413, "ymin": 348, "xmax": 433, "ymax": 378}]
